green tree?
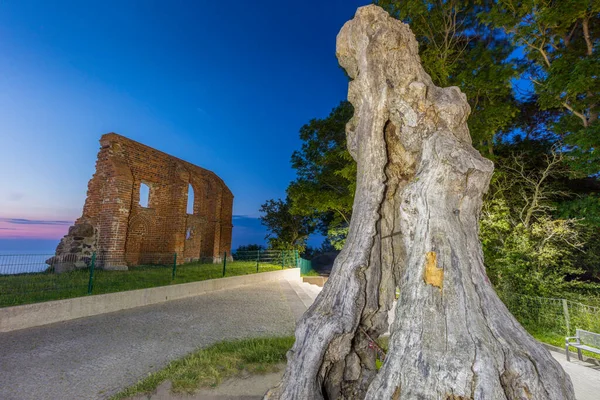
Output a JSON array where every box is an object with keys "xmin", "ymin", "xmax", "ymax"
[
  {"xmin": 259, "ymin": 197, "xmax": 315, "ymax": 252},
  {"xmin": 558, "ymin": 191, "xmax": 600, "ymax": 281},
  {"xmin": 286, "ymin": 101, "xmax": 356, "ymax": 241},
  {"xmin": 486, "ymin": 0, "xmax": 600, "ymax": 174},
  {"xmin": 377, "ymin": 0, "xmax": 520, "ymax": 154},
  {"xmin": 273, "ymin": 2, "xmax": 600, "ymax": 301},
  {"xmin": 234, "ymin": 244, "xmax": 265, "ymax": 252},
  {"xmin": 287, "ymin": 1, "xmax": 521, "ymax": 249},
  {"xmin": 480, "ymin": 140, "xmax": 599, "ymax": 298}
]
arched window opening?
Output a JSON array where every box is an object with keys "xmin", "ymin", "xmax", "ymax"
[
  {"xmin": 139, "ymin": 183, "xmax": 150, "ymax": 208},
  {"xmin": 187, "ymin": 184, "xmax": 194, "ymax": 214},
  {"xmin": 186, "ymin": 227, "xmax": 192, "ymax": 240}
]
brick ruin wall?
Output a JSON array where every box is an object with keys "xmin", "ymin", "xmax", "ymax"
[{"xmin": 51, "ymin": 133, "xmax": 233, "ymax": 271}]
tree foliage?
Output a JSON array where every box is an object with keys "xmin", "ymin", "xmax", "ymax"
[
  {"xmin": 260, "ymin": 1, "xmax": 600, "ymax": 300},
  {"xmin": 480, "ymin": 141, "xmax": 599, "ymax": 298},
  {"xmin": 485, "ymin": 0, "xmax": 600, "ymax": 174},
  {"xmin": 259, "ymin": 197, "xmax": 315, "ymax": 251},
  {"xmin": 377, "ymin": 0, "xmax": 520, "ymax": 153},
  {"xmin": 234, "ymin": 244, "xmax": 265, "ymax": 253},
  {"xmin": 287, "ymin": 101, "xmax": 356, "ymax": 232}
]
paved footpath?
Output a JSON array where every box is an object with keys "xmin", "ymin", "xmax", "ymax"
[
  {"xmin": 551, "ymin": 350, "xmax": 600, "ymax": 400},
  {"xmin": 0, "ymin": 281, "xmax": 298, "ymax": 400},
  {"xmin": 2, "ymin": 278, "xmax": 599, "ymax": 400}
]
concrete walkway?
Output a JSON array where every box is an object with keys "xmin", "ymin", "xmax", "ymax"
[
  {"xmin": 138, "ymin": 350, "xmax": 600, "ymax": 400},
  {"xmin": 2, "ymin": 277, "xmax": 599, "ymax": 400},
  {"xmin": 129, "ymin": 280, "xmax": 600, "ymax": 400},
  {"xmin": 551, "ymin": 350, "xmax": 600, "ymax": 400},
  {"xmin": 0, "ymin": 279, "xmax": 304, "ymax": 400}
]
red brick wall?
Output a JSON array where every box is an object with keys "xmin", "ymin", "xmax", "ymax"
[{"xmin": 55, "ymin": 133, "xmax": 234, "ymax": 268}]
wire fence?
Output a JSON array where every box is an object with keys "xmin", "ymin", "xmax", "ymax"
[
  {"xmin": 298, "ymin": 257, "xmax": 313, "ymax": 276},
  {"xmin": 4, "ymin": 251, "xmax": 596, "ymax": 341},
  {"xmin": 231, "ymin": 249, "xmax": 313, "ymax": 275},
  {"xmin": 232, "ymin": 249, "xmax": 299, "ymax": 269},
  {"xmin": 0, "ymin": 250, "xmax": 304, "ymax": 308},
  {"xmin": 501, "ymin": 293, "xmax": 600, "ymax": 337}
]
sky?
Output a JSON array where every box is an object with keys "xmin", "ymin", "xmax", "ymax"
[{"xmin": 0, "ymin": 0, "xmax": 369, "ymax": 252}]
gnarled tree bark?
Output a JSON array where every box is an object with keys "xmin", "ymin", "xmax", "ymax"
[{"xmin": 265, "ymin": 5, "xmax": 575, "ymax": 400}]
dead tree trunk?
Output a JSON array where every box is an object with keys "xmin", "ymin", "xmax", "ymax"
[{"xmin": 265, "ymin": 5, "xmax": 575, "ymax": 400}]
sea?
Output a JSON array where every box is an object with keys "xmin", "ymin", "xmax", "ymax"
[{"xmin": 0, "ymin": 239, "xmax": 60, "ymax": 274}]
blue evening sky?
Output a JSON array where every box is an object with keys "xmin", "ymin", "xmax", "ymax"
[{"xmin": 0, "ymin": 0, "xmax": 369, "ymax": 251}]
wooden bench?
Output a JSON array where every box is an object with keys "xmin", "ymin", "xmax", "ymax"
[{"xmin": 565, "ymin": 329, "xmax": 600, "ymax": 361}]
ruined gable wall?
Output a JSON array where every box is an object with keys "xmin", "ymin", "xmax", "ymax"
[
  {"xmin": 219, "ymin": 190, "xmax": 234, "ymax": 258},
  {"xmin": 53, "ymin": 133, "xmax": 233, "ymax": 270}
]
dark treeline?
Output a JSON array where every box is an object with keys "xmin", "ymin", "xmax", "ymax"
[{"xmin": 260, "ymin": 0, "xmax": 600, "ymax": 301}]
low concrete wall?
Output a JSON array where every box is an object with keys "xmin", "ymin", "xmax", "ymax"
[
  {"xmin": 0, "ymin": 268, "xmax": 300, "ymax": 333},
  {"xmin": 302, "ymin": 276, "xmax": 328, "ymax": 287}
]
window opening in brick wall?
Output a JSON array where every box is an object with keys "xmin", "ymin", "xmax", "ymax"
[
  {"xmin": 139, "ymin": 183, "xmax": 150, "ymax": 208},
  {"xmin": 187, "ymin": 184, "xmax": 194, "ymax": 214},
  {"xmin": 186, "ymin": 227, "xmax": 192, "ymax": 240}
]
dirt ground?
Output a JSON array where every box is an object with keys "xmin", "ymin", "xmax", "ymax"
[
  {"xmin": 127, "ymin": 351, "xmax": 600, "ymax": 400},
  {"xmin": 126, "ymin": 364, "xmax": 286, "ymax": 400}
]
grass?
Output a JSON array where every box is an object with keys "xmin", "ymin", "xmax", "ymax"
[
  {"xmin": 0, "ymin": 261, "xmax": 289, "ymax": 308},
  {"xmin": 111, "ymin": 336, "xmax": 295, "ymax": 399},
  {"xmin": 111, "ymin": 321, "xmax": 598, "ymax": 398},
  {"xmin": 524, "ymin": 325, "xmax": 600, "ymax": 361},
  {"xmin": 300, "ymin": 269, "xmax": 322, "ymax": 277},
  {"xmin": 376, "ymin": 325, "xmax": 600, "ymax": 362}
]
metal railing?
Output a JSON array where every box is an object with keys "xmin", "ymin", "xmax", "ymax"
[
  {"xmin": 0, "ymin": 250, "xmax": 299, "ymax": 308},
  {"xmin": 229, "ymin": 249, "xmax": 312, "ymax": 275},
  {"xmin": 501, "ymin": 293, "xmax": 600, "ymax": 337},
  {"xmin": 231, "ymin": 249, "xmax": 300, "ymax": 270},
  {"xmin": 298, "ymin": 257, "xmax": 313, "ymax": 275},
  {"xmin": 9, "ymin": 251, "xmax": 595, "ymax": 341}
]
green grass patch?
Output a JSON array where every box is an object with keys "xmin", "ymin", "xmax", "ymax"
[
  {"xmin": 377, "ymin": 325, "xmax": 600, "ymax": 362},
  {"xmin": 112, "ymin": 326, "xmax": 596, "ymax": 399},
  {"xmin": 0, "ymin": 261, "xmax": 288, "ymax": 308},
  {"xmin": 300, "ymin": 269, "xmax": 321, "ymax": 277},
  {"xmin": 524, "ymin": 325, "xmax": 600, "ymax": 361},
  {"xmin": 111, "ymin": 336, "xmax": 294, "ymax": 399}
]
